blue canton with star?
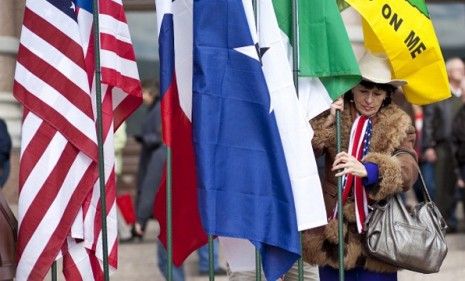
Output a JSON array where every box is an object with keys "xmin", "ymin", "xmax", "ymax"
[
  {"xmin": 362, "ymin": 119, "xmax": 372, "ymax": 157},
  {"xmin": 46, "ymin": 0, "xmax": 78, "ymax": 20}
]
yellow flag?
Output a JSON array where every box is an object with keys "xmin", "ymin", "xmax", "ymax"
[{"xmin": 346, "ymin": 0, "xmax": 451, "ymax": 105}]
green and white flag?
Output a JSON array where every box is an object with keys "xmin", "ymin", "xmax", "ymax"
[{"xmin": 273, "ymin": 0, "xmax": 361, "ymax": 119}]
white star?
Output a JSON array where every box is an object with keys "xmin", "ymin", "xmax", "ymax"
[
  {"xmin": 234, "ymin": 45, "xmax": 259, "ymax": 62},
  {"xmin": 70, "ymin": 2, "xmax": 76, "ymax": 12}
]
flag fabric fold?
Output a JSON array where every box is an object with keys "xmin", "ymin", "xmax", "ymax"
[
  {"xmin": 154, "ymin": 0, "xmax": 209, "ymax": 266},
  {"xmin": 258, "ymin": 0, "xmax": 327, "ymax": 235},
  {"xmin": 273, "ymin": 0, "xmax": 361, "ymax": 119},
  {"xmin": 346, "ymin": 0, "xmax": 451, "ymax": 105},
  {"xmin": 14, "ymin": 0, "xmax": 141, "ymax": 280}
]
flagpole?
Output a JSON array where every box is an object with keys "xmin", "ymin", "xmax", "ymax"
[
  {"xmin": 255, "ymin": 249, "xmax": 262, "ymax": 281},
  {"xmin": 208, "ymin": 235, "xmax": 215, "ymax": 281},
  {"xmin": 166, "ymin": 148, "xmax": 173, "ymax": 281},
  {"xmin": 51, "ymin": 261, "xmax": 57, "ymax": 281},
  {"xmin": 92, "ymin": 0, "xmax": 110, "ymax": 279},
  {"xmin": 336, "ymin": 110, "xmax": 345, "ymax": 281},
  {"xmin": 253, "ymin": 0, "xmax": 261, "ymax": 261},
  {"xmin": 252, "ymin": 2, "xmax": 263, "ymax": 280},
  {"xmin": 291, "ymin": 0, "xmax": 299, "ymax": 99},
  {"xmin": 291, "ymin": 1, "xmax": 304, "ymax": 280}
]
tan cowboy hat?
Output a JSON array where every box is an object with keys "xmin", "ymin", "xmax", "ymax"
[{"xmin": 358, "ymin": 52, "xmax": 407, "ymax": 87}]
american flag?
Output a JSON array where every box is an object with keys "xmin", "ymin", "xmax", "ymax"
[
  {"xmin": 333, "ymin": 115, "xmax": 372, "ymax": 233},
  {"xmin": 13, "ymin": 0, "xmax": 141, "ymax": 280},
  {"xmin": 362, "ymin": 119, "xmax": 373, "ymax": 157}
]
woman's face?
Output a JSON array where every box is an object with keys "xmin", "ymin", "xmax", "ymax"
[{"xmin": 352, "ymin": 84, "xmax": 387, "ymax": 117}]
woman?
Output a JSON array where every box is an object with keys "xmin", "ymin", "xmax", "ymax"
[{"xmin": 302, "ymin": 52, "xmax": 418, "ymax": 281}]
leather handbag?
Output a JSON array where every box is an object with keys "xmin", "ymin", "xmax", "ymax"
[
  {"xmin": 365, "ymin": 151, "xmax": 448, "ymax": 274},
  {"xmin": 0, "ymin": 189, "xmax": 17, "ymax": 280}
]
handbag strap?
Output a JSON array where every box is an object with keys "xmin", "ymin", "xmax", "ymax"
[
  {"xmin": 392, "ymin": 149, "xmax": 433, "ymax": 203},
  {"xmin": 0, "ymin": 190, "xmax": 17, "ymax": 239}
]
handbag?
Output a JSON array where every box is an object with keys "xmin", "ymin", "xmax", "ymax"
[
  {"xmin": 365, "ymin": 151, "xmax": 448, "ymax": 274},
  {"xmin": 0, "ymin": 189, "xmax": 17, "ymax": 280}
]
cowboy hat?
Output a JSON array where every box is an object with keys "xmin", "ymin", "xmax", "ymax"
[{"xmin": 358, "ymin": 52, "xmax": 407, "ymax": 87}]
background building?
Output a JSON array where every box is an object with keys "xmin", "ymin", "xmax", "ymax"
[{"xmin": 0, "ymin": 0, "xmax": 25, "ymax": 202}]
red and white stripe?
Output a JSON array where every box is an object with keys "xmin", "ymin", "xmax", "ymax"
[
  {"xmin": 331, "ymin": 115, "xmax": 370, "ymax": 233},
  {"xmin": 14, "ymin": 0, "xmax": 141, "ymax": 280}
]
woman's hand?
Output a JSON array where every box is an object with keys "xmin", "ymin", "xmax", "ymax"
[
  {"xmin": 324, "ymin": 98, "xmax": 344, "ymax": 127},
  {"xmin": 332, "ymin": 151, "xmax": 367, "ymax": 178}
]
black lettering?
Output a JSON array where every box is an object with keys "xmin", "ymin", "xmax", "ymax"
[
  {"xmin": 404, "ymin": 31, "xmax": 420, "ymax": 51},
  {"xmin": 382, "ymin": 4, "xmax": 391, "ymax": 19},
  {"xmin": 389, "ymin": 13, "xmax": 403, "ymax": 31},
  {"xmin": 410, "ymin": 42, "xmax": 426, "ymax": 58}
]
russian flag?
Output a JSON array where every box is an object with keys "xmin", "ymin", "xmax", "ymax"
[{"xmin": 154, "ymin": 0, "xmax": 208, "ymax": 266}]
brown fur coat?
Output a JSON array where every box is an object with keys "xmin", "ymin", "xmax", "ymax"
[{"xmin": 302, "ymin": 102, "xmax": 418, "ymax": 272}]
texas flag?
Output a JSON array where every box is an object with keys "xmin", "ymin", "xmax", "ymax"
[
  {"xmin": 193, "ymin": 0, "xmax": 326, "ymax": 280},
  {"xmin": 154, "ymin": 0, "xmax": 208, "ymax": 266}
]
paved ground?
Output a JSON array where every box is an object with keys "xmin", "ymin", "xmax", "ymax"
[
  {"xmin": 40, "ymin": 219, "xmax": 465, "ymax": 281},
  {"xmin": 43, "ymin": 220, "xmax": 229, "ymax": 281},
  {"xmin": 6, "ymin": 197, "xmax": 465, "ymax": 281}
]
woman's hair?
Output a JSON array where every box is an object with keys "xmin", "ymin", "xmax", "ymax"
[{"xmin": 343, "ymin": 80, "xmax": 396, "ymax": 107}]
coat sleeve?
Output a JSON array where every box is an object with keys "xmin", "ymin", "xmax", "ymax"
[
  {"xmin": 363, "ymin": 123, "xmax": 418, "ymax": 201},
  {"xmin": 310, "ymin": 110, "xmax": 333, "ymax": 157}
]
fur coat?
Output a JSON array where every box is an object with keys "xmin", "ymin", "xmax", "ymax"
[{"xmin": 302, "ymin": 102, "xmax": 418, "ymax": 272}]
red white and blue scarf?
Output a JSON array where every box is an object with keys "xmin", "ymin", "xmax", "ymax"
[{"xmin": 332, "ymin": 115, "xmax": 373, "ymax": 233}]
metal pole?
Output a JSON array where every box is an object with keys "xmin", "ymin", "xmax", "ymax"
[
  {"xmin": 208, "ymin": 235, "xmax": 215, "ymax": 280},
  {"xmin": 51, "ymin": 261, "xmax": 57, "ymax": 281},
  {"xmin": 291, "ymin": 1, "xmax": 303, "ymax": 280},
  {"xmin": 166, "ymin": 148, "xmax": 173, "ymax": 281},
  {"xmin": 291, "ymin": 0, "xmax": 299, "ymax": 97},
  {"xmin": 336, "ymin": 110, "xmax": 345, "ymax": 281},
  {"xmin": 92, "ymin": 0, "xmax": 110, "ymax": 279},
  {"xmin": 252, "ymin": 1, "xmax": 263, "ymax": 280},
  {"xmin": 255, "ymin": 248, "xmax": 262, "ymax": 281}
]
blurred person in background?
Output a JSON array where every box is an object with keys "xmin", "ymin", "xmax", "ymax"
[
  {"xmin": 197, "ymin": 241, "xmax": 226, "ymax": 276},
  {"xmin": 451, "ymin": 79, "xmax": 465, "ymax": 230},
  {"xmin": 422, "ymin": 57, "xmax": 465, "ymax": 233},
  {"xmin": 134, "ymin": 80, "xmax": 185, "ymax": 280},
  {"xmin": 132, "ymin": 80, "xmax": 165, "ymax": 239},
  {"xmin": 0, "ymin": 118, "xmax": 11, "ymax": 188}
]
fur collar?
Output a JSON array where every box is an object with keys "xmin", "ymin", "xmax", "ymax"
[{"xmin": 336, "ymin": 103, "xmax": 411, "ymax": 155}]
